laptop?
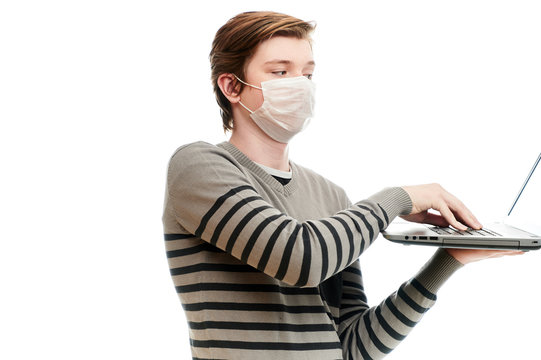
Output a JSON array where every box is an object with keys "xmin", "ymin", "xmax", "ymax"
[{"xmin": 382, "ymin": 152, "xmax": 541, "ymax": 251}]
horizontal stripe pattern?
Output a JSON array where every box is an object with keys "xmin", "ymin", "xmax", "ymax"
[
  {"xmin": 339, "ymin": 260, "xmax": 438, "ymax": 359},
  {"xmin": 182, "ymin": 302, "xmax": 328, "ymax": 313},
  {"xmin": 162, "ymin": 142, "xmax": 441, "ymax": 359},
  {"xmin": 191, "ymin": 184, "xmax": 389, "ymax": 287},
  {"xmin": 169, "ymin": 262, "xmax": 259, "ymax": 276},
  {"xmin": 191, "ymin": 339, "xmax": 342, "ymax": 351},
  {"xmin": 188, "ymin": 320, "xmax": 336, "ymax": 332},
  {"xmin": 176, "ymin": 282, "xmax": 319, "ymax": 295},
  {"xmin": 163, "ymin": 193, "xmax": 435, "ymax": 360}
]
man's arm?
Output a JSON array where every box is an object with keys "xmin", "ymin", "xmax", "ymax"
[
  {"xmin": 166, "ymin": 142, "xmax": 411, "ymax": 287},
  {"xmin": 338, "ymin": 250, "xmax": 463, "ymax": 359}
]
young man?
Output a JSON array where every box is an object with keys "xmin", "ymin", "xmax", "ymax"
[{"xmin": 162, "ymin": 11, "xmax": 522, "ymax": 360}]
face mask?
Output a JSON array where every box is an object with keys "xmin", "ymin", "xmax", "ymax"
[{"xmin": 234, "ymin": 75, "xmax": 315, "ymax": 143}]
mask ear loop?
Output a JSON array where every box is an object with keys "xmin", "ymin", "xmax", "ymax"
[
  {"xmin": 233, "ymin": 74, "xmax": 261, "ymax": 114},
  {"xmin": 238, "ymin": 100, "xmax": 254, "ymax": 114},
  {"xmin": 233, "ymin": 74, "xmax": 262, "ymax": 90}
]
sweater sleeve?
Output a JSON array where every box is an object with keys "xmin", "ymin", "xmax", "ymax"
[
  {"xmin": 338, "ymin": 249, "xmax": 463, "ymax": 359},
  {"xmin": 166, "ymin": 142, "xmax": 412, "ymax": 287}
]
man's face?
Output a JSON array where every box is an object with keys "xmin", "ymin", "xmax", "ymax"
[{"xmin": 239, "ymin": 36, "xmax": 315, "ymax": 112}]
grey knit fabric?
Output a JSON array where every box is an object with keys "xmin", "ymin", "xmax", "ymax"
[{"xmin": 162, "ymin": 141, "xmax": 463, "ymax": 359}]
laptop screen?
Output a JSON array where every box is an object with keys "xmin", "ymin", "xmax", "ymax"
[{"xmin": 506, "ymin": 153, "xmax": 541, "ymax": 236}]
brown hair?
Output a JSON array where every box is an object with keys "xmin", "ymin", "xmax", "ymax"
[{"xmin": 209, "ymin": 11, "xmax": 315, "ymax": 132}]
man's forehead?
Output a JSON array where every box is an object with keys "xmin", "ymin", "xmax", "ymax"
[{"xmin": 253, "ymin": 37, "xmax": 313, "ymax": 58}]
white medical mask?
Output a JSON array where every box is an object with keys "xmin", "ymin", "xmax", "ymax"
[{"xmin": 234, "ymin": 75, "xmax": 315, "ymax": 143}]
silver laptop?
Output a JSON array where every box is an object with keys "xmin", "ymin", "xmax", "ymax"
[{"xmin": 382, "ymin": 153, "xmax": 541, "ymax": 251}]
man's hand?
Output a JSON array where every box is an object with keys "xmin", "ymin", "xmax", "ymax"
[
  {"xmin": 445, "ymin": 248, "xmax": 524, "ymax": 264},
  {"xmin": 400, "ymin": 183, "xmax": 524, "ymax": 264},
  {"xmin": 400, "ymin": 183, "xmax": 481, "ymax": 231}
]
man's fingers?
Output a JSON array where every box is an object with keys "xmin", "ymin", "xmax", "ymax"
[
  {"xmin": 438, "ymin": 203, "xmax": 467, "ymax": 230},
  {"xmin": 445, "ymin": 248, "xmax": 526, "ymax": 264},
  {"xmin": 421, "ymin": 212, "xmax": 450, "ymax": 228},
  {"xmin": 485, "ymin": 250, "xmax": 525, "ymax": 258},
  {"xmin": 452, "ymin": 208, "xmax": 481, "ymax": 230},
  {"xmin": 402, "ymin": 183, "xmax": 483, "ymax": 230},
  {"xmin": 444, "ymin": 193, "xmax": 482, "ymax": 230}
]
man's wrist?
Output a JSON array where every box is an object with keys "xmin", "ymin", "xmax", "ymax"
[
  {"xmin": 367, "ymin": 187, "xmax": 413, "ymax": 220},
  {"xmin": 414, "ymin": 248, "xmax": 464, "ymax": 294}
]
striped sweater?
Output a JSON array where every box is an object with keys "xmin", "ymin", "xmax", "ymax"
[{"xmin": 162, "ymin": 141, "xmax": 463, "ymax": 360}]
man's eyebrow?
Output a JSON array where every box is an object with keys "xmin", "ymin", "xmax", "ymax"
[{"xmin": 263, "ymin": 59, "xmax": 316, "ymax": 66}]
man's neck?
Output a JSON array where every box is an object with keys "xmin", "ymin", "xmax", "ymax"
[{"xmin": 229, "ymin": 129, "xmax": 290, "ymax": 172}]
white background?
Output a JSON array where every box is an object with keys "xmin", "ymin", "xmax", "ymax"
[{"xmin": 1, "ymin": 1, "xmax": 540, "ymax": 359}]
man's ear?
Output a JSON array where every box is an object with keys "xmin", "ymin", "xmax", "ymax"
[{"xmin": 217, "ymin": 73, "xmax": 241, "ymax": 103}]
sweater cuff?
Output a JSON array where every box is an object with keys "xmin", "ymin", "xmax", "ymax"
[
  {"xmin": 414, "ymin": 248, "xmax": 463, "ymax": 294},
  {"xmin": 367, "ymin": 187, "xmax": 413, "ymax": 221}
]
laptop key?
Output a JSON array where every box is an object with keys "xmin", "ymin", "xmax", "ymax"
[{"xmin": 430, "ymin": 226, "xmax": 502, "ymax": 237}]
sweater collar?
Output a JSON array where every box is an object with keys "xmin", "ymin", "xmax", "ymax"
[{"xmin": 217, "ymin": 141, "xmax": 299, "ymax": 196}]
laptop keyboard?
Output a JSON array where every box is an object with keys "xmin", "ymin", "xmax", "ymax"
[{"xmin": 430, "ymin": 227, "xmax": 502, "ymax": 237}]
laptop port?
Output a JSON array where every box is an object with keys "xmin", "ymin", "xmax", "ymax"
[
  {"xmin": 430, "ymin": 237, "xmax": 438, "ymax": 241},
  {"xmin": 419, "ymin": 236, "xmax": 427, "ymax": 240}
]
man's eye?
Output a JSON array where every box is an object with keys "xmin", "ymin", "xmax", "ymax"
[
  {"xmin": 304, "ymin": 74, "xmax": 313, "ymax": 80},
  {"xmin": 272, "ymin": 71, "xmax": 287, "ymax": 76}
]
